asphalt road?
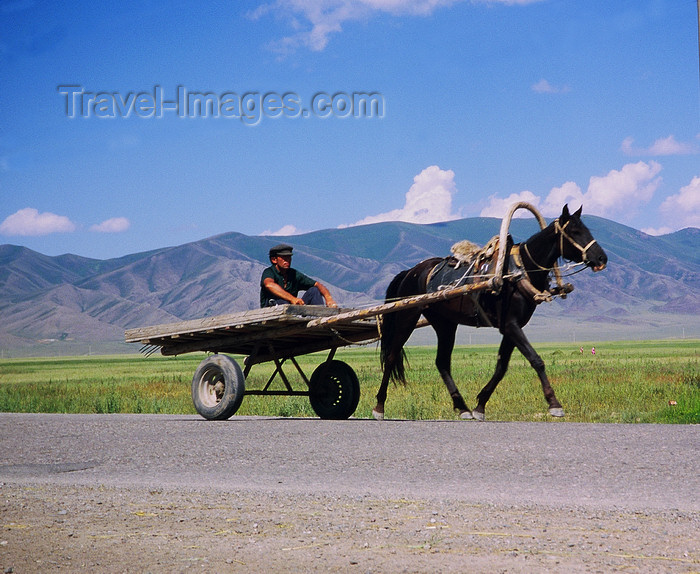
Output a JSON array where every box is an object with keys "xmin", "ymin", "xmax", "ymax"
[{"xmin": 1, "ymin": 413, "xmax": 697, "ymax": 512}]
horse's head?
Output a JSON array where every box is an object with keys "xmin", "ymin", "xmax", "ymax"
[{"xmin": 557, "ymin": 205, "xmax": 607, "ymax": 272}]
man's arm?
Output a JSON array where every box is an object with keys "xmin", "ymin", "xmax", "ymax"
[
  {"xmin": 314, "ymin": 282, "xmax": 338, "ymax": 308},
  {"xmin": 262, "ymin": 277, "xmax": 305, "ymax": 305}
]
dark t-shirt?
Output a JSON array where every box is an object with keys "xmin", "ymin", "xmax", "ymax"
[{"xmin": 260, "ymin": 265, "xmax": 316, "ymax": 307}]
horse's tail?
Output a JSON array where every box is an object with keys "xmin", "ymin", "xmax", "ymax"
[{"xmin": 380, "ymin": 270, "xmax": 412, "ymax": 383}]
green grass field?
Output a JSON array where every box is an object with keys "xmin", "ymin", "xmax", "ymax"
[{"xmin": 0, "ymin": 340, "xmax": 697, "ymax": 423}]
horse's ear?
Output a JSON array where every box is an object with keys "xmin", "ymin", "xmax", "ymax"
[
  {"xmin": 561, "ymin": 204, "xmax": 571, "ymax": 222},
  {"xmin": 573, "ymin": 205, "xmax": 583, "ymax": 219}
]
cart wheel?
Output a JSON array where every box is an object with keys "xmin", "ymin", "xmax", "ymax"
[
  {"xmin": 191, "ymin": 355, "xmax": 245, "ymax": 420},
  {"xmin": 309, "ymin": 360, "xmax": 360, "ymax": 420}
]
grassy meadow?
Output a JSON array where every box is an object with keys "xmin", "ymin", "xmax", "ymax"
[{"xmin": 0, "ymin": 340, "xmax": 697, "ymax": 423}]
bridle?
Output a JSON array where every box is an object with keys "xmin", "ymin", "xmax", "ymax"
[{"xmin": 523, "ymin": 218, "xmax": 599, "ymax": 272}]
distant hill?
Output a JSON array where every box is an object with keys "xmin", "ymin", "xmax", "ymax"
[{"xmin": 1, "ymin": 217, "xmax": 698, "ymax": 355}]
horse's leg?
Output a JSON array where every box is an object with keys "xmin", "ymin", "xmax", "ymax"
[
  {"xmin": 427, "ymin": 314, "xmax": 472, "ymax": 419},
  {"xmin": 373, "ymin": 310, "xmax": 420, "ymax": 420},
  {"xmin": 472, "ymin": 336, "xmax": 516, "ymax": 421},
  {"xmin": 504, "ymin": 322, "xmax": 564, "ymax": 417},
  {"xmin": 372, "ymin": 368, "xmax": 393, "ymax": 421}
]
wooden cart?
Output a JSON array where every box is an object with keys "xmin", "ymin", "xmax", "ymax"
[
  {"xmin": 125, "ymin": 278, "xmax": 497, "ymax": 420},
  {"xmin": 124, "ymin": 202, "xmax": 559, "ymax": 420}
]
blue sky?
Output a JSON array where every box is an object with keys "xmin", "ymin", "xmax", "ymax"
[{"xmin": 1, "ymin": 0, "xmax": 699, "ymax": 259}]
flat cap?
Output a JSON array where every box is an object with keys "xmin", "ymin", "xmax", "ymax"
[{"xmin": 269, "ymin": 243, "xmax": 293, "ymax": 257}]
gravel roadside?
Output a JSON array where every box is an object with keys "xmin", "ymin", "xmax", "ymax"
[
  {"xmin": 1, "ymin": 414, "xmax": 698, "ymax": 572},
  {"xmin": 2, "ymin": 483, "xmax": 698, "ymax": 573}
]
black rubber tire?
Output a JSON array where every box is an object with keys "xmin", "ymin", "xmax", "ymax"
[
  {"xmin": 309, "ymin": 360, "xmax": 360, "ymax": 420},
  {"xmin": 191, "ymin": 355, "xmax": 245, "ymax": 420}
]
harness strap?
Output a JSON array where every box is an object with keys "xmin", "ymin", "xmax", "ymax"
[
  {"xmin": 521, "ymin": 243, "xmax": 550, "ymax": 271},
  {"xmin": 510, "ymin": 245, "xmax": 553, "ymax": 303},
  {"xmin": 425, "ymin": 261, "xmax": 440, "ymax": 289}
]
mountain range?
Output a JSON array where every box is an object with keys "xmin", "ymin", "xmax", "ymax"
[{"xmin": 1, "ymin": 216, "xmax": 698, "ymax": 356}]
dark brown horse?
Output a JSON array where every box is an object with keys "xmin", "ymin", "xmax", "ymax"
[{"xmin": 373, "ymin": 205, "xmax": 608, "ymax": 421}]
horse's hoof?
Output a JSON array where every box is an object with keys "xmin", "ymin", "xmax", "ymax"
[
  {"xmin": 549, "ymin": 407, "xmax": 565, "ymax": 417},
  {"xmin": 459, "ymin": 410, "xmax": 473, "ymax": 420},
  {"xmin": 472, "ymin": 410, "xmax": 485, "ymax": 422},
  {"xmin": 372, "ymin": 409, "xmax": 385, "ymax": 421}
]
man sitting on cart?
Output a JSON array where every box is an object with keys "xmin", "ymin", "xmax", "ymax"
[{"xmin": 260, "ymin": 244, "xmax": 338, "ymax": 308}]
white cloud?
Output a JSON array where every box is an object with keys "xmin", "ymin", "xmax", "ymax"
[
  {"xmin": 251, "ymin": 0, "xmax": 545, "ymax": 52},
  {"xmin": 531, "ymin": 78, "xmax": 571, "ymax": 94},
  {"xmin": 584, "ymin": 161, "xmax": 662, "ymax": 218},
  {"xmin": 641, "ymin": 226, "xmax": 674, "ymax": 236},
  {"xmin": 480, "ymin": 161, "xmax": 663, "ymax": 223},
  {"xmin": 90, "ymin": 217, "xmax": 130, "ymax": 233},
  {"xmin": 539, "ymin": 181, "xmax": 584, "ymax": 217},
  {"xmin": 659, "ymin": 175, "xmax": 700, "ymax": 229},
  {"xmin": 347, "ymin": 165, "xmax": 461, "ymax": 226},
  {"xmin": 621, "ymin": 135, "xmax": 698, "ymax": 156},
  {"xmin": 480, "ymin": 190, "xmax": 540, "ymax": 218},
  {"xmin": 0, "ymin": 207, "xmax": 76, "ymax": 236},
  {"xmin": 260, "ymin": 224, "xmax": 303, "ymax": 236}
]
